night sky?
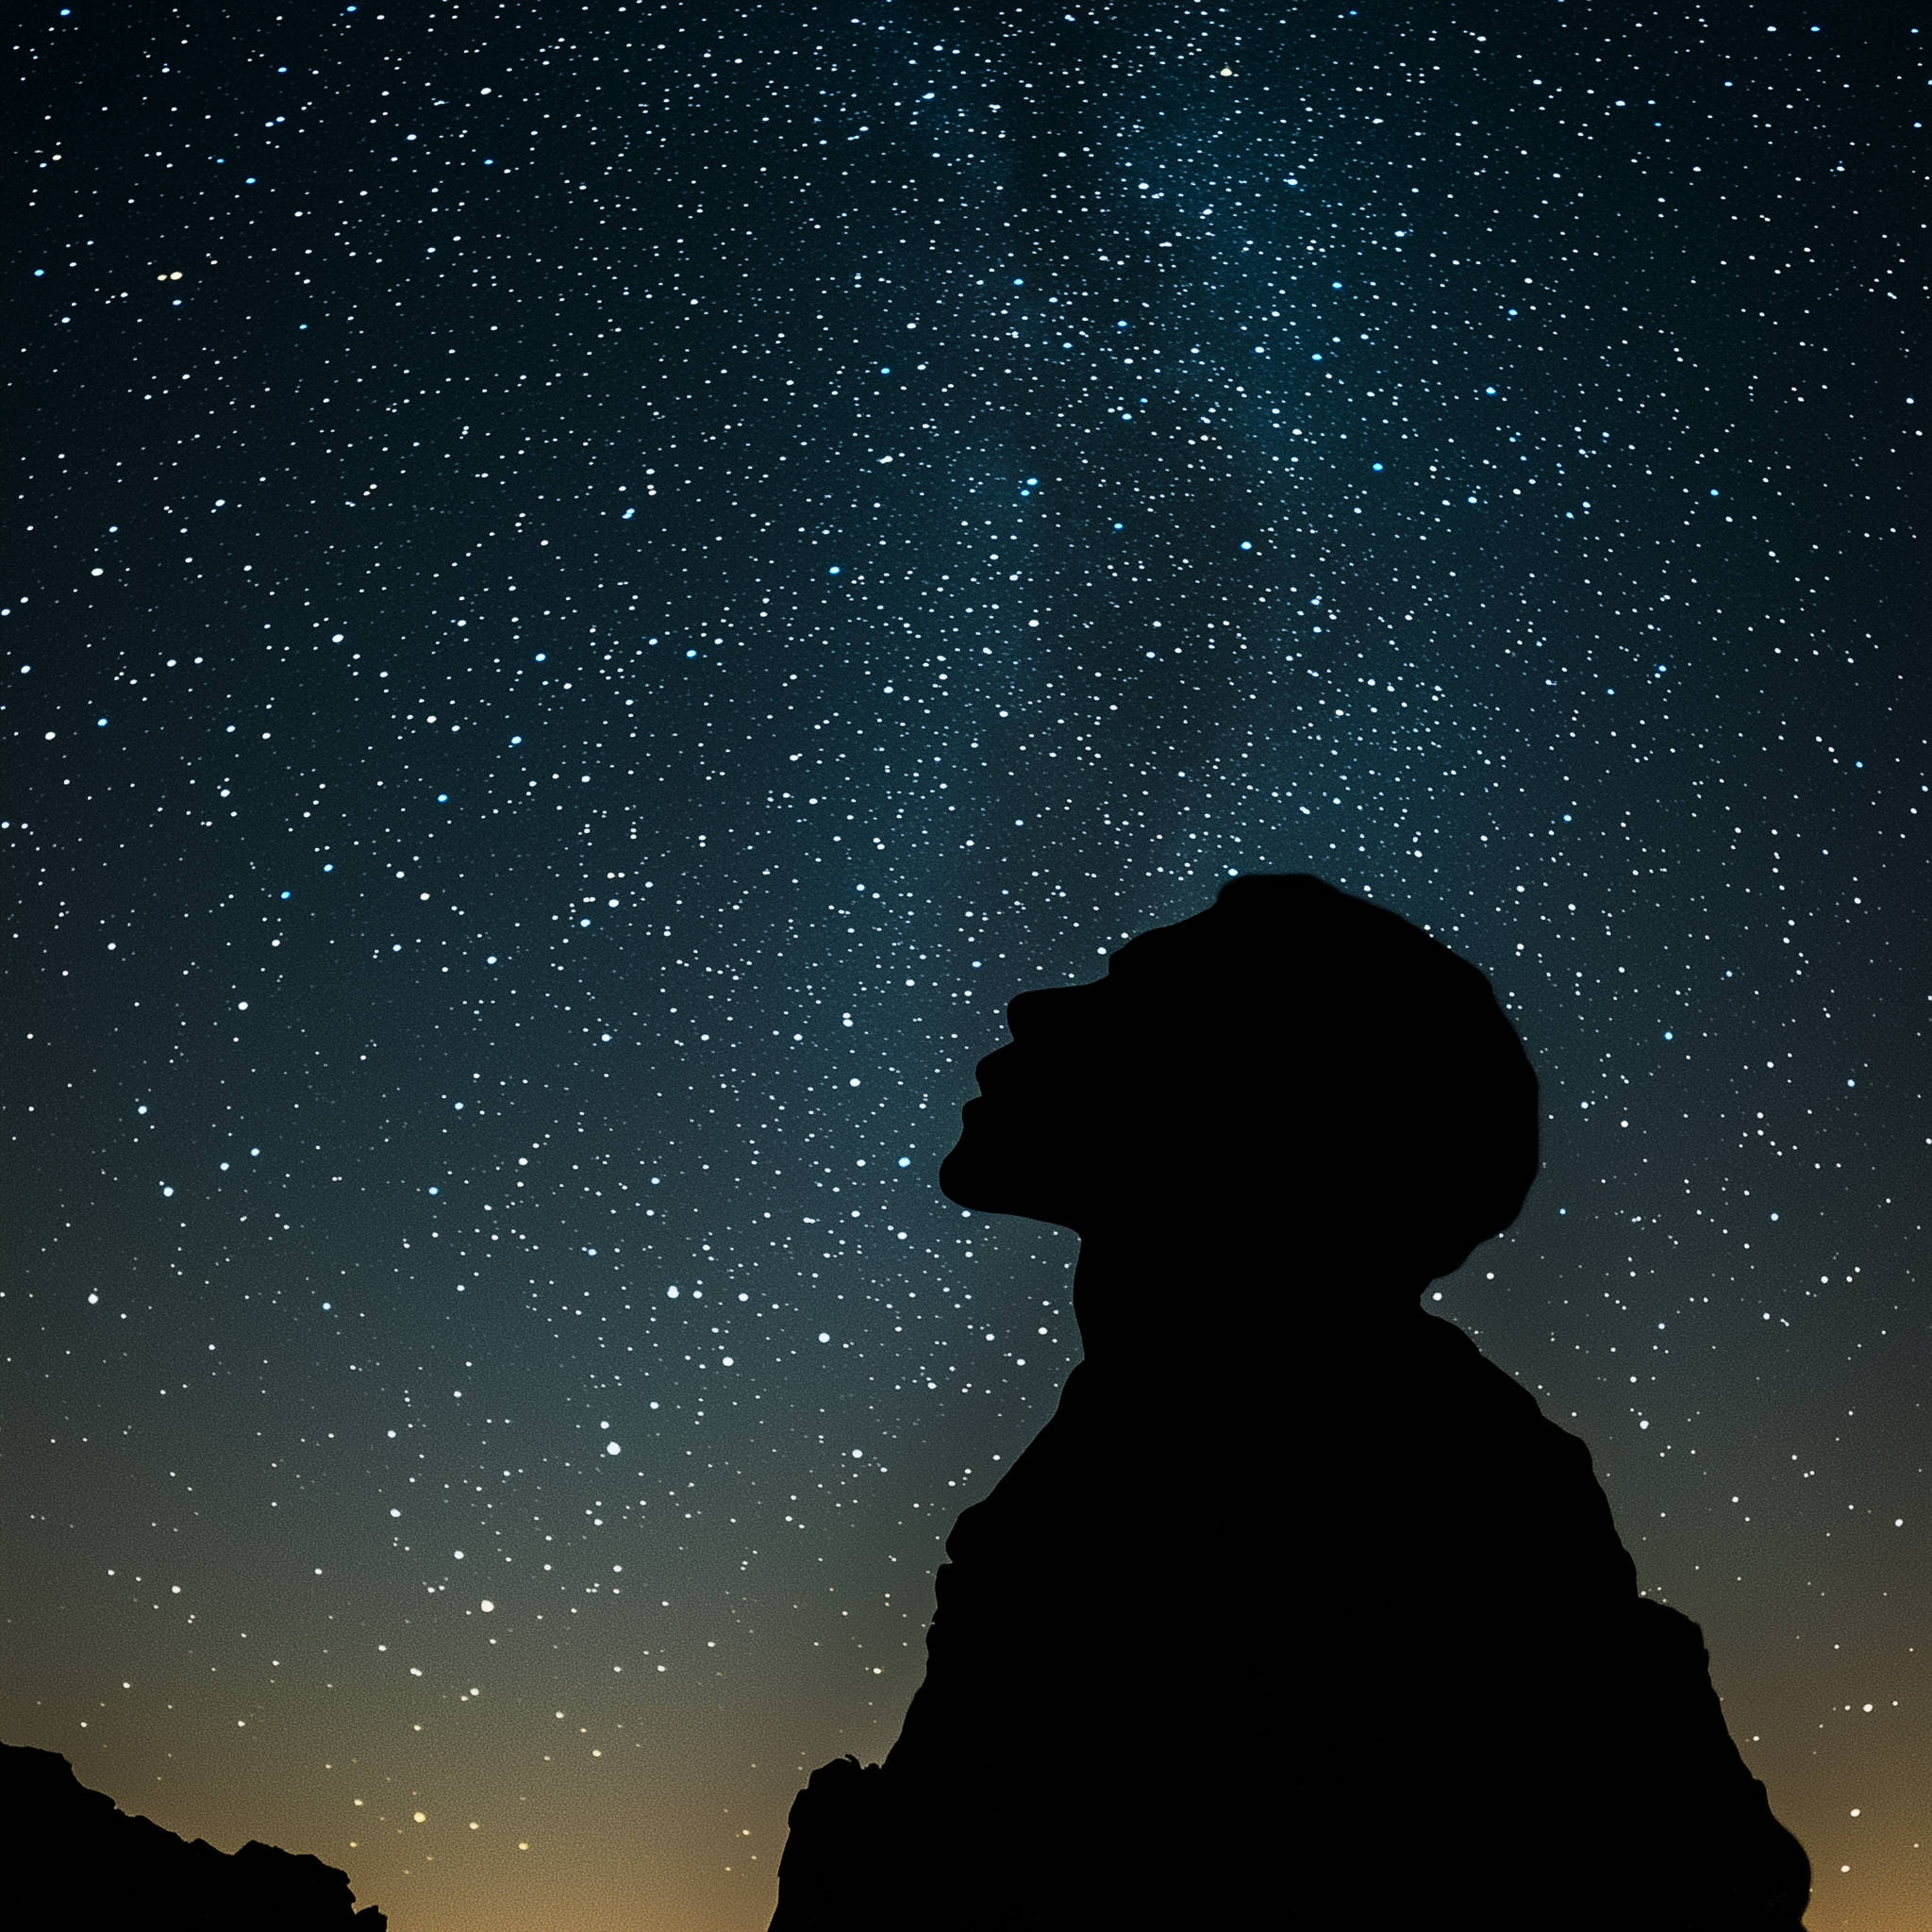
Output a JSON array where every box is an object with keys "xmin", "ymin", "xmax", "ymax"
[{"xmin": 5, "ymin": 2, "xmax": 1927, "ymax": 1927}]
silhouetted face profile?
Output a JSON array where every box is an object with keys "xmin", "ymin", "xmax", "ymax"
[{"xmin": 940, "ymin": 874, "xmax": 1539, "ymax": 1285}]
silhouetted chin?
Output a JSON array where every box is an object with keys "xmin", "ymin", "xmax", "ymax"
[
  {"xmin": 937, "ymin": 1116, "xmax": 1080, "ymax": 1228},
  {"xmin": 937, "ymin": 1144, "xmax": 1035, "ymax": 1220},
  {"xmin": 934, "ymin": 1140, "xmax": 977, "ymax": 1208}
]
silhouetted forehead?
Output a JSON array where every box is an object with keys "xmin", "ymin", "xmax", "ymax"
[{"xmin": 1105, "ymin": 907, "xmax": 1253, "ymax": 981}]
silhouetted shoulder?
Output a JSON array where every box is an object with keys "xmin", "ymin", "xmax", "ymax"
[{"xmin": 1388, "ymin": 1310, "xmax": 1640, "ymax": 1615}]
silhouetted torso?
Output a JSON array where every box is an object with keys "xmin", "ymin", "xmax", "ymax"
[{"xmin": 773, "ymin": 1301, "xmax": 1807, "ymax": 1930}]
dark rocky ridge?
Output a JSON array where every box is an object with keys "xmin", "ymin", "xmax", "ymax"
[{"xmin": 2, "ymin": 1742, "xmax": 385, "ymax": 1928}]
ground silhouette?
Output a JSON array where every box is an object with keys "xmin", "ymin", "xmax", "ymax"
[
  {"xmin": 769, "ymin": 874, "xmax": 1809, "ymax": 1930},
  {"xmin": 2, "ymin": 1741, "xmax": 385, "ymax": 1928}
]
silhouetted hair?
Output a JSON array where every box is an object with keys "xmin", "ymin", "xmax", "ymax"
[{"xmin": 1177, "ymin": 874, "xmax": 1538, "ymax": 1278}]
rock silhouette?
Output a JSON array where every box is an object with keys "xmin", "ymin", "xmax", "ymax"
[
  {"xmin": 2, "ymin": 1741, "xmax": 386, "ymax": 1929},
  {"xmin": 771, "ymin": 874, "xmax": 1809, "ymax": 1930}
]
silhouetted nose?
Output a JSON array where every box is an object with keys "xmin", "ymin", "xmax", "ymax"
[
  {"xmin": 1004, "ymin": 983, "xmax": 1085, "ymax": 1038},
  {"xmin": 1004, "ymin": 989, "xmax": 1047, "ymax": 1036}
]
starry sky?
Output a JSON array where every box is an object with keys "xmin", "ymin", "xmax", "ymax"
[{"xmin": 5, "ymin": 2, "xmax": 1927, "ymax": 1926}]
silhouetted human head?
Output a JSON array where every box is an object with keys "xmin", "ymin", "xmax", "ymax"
[{"xmin": 940, "ymin": 874, "xmax": 1539, "ymax": 1286}]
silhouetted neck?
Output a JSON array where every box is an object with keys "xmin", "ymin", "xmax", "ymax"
[{"xmin": 1067, "ymin": 1226, "xmax": 1427, "ymax": 1367}]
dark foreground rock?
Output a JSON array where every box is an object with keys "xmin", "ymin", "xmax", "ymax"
[{"xmin": 2, "ymin": 1742, "xmax": 385, "ymax": 1929}]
